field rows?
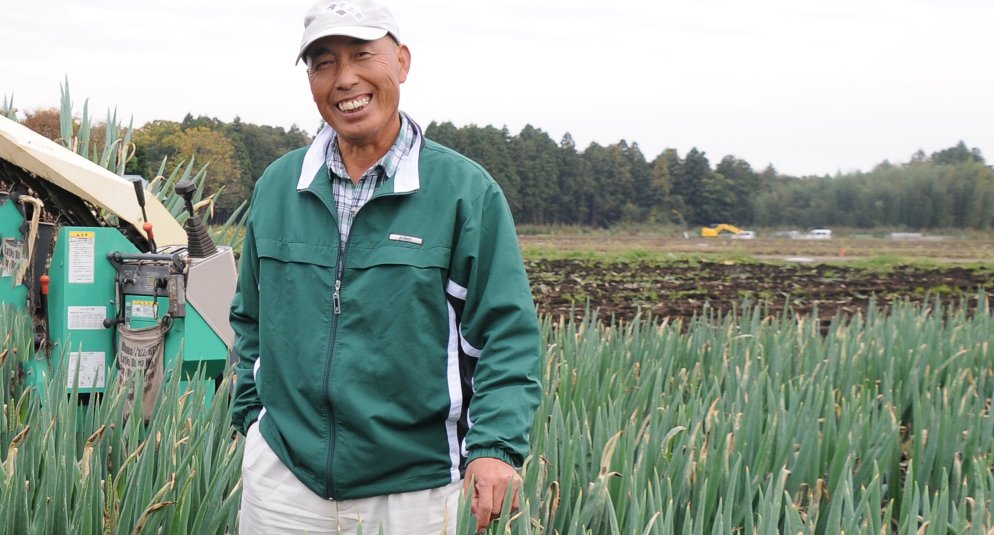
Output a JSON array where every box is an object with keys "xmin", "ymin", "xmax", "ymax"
[{"xmin": 527, "ymin": 257, "xmax": 994, "ymax": 325}]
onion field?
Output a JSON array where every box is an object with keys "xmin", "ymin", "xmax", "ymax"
[{"xmin": 2, "ymin": 259, "xmax": 994, "ymax": 533}]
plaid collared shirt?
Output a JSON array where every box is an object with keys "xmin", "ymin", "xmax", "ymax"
[{"xmin": 326, "ymin": 113, "xmax": 418, "ymax": 252}]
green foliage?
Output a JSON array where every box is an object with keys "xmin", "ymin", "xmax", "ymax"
[
  {"xmin": 514, "ymin": 125, "xmax": 561, "ymax": 225},
  {"xmin": 931, "ymin": 140, "xmax": 985, "ymax": 166},
  {"xmin": 754, "ymin": 156, "xmax": 994, "ymax": 230},
  {"xmin": 143, "ymin": 157, "xmax": 248, "ymax": 251},
  {"xmin": 57, "ymin": 78, "xmax": 134, "ymax": 176},
  {"xmin": 557, "ymin": 133, "xmax": 595, "ymax": 225},
  {"xmin": 715, "ymin": 155, "xmax": 761, "ymax": 224},
  {"xmin": 0, "ymin": 304, "xmax": 242, "ymax": 533},
  {"xmin": 130, "ymin": 114, "xmax": 311, "ymax": 216},
  {"xmin": 51, "ymin": 83, "xmax": 248, "ymax": 249},
  {"xmin": 427, "ymin": 121, "xmax": 523, "ymax": 215},
  {"xmin": 7, "ymin": 294, "xmax": 994, "ymax": 533},
  {"xmin": 584, "ymin": 143, "xmax": 635, "ymax": 227},
  {"xmin": 513, "ymin": 298, "xmax": 994, "ymax": 533},
  {"xmin": 428, "ymin": 123, "xmax": 989, "ymax": 232}
]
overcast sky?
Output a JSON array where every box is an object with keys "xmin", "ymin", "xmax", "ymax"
[{"xmin": 4, "ymin": 0, "xmax": 993, "ymax": 177}]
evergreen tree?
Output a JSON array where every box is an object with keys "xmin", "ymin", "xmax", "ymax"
[
  {"xmin": 557, "ymin": 133, "xmax": 593, "ymax": 225},
  {"xmin": 648, "ymin": 149, "xmax": 682, "ymax": 224},
  {"xmin": 931, "ymin": 141, "xmax": 985, "ymax": 166},
  {"xmin": 620, "ymin": 141, "xmax": 652, "ymax": 219},
  {"xmin": 511, "ymin": 125, "xmax": 559, "ymax": 224},
  {"xmin": 426, "ymin": 121, "xmax": 523, "ymax": 216},
  {"xmin": 671, "ymin": 148, "xmax": 713, "ymax": 225},
  {"xmin": 583, "ymin": 143, "xmax": 634, "ymax": 227},
  {"xmin": 715, "ymin": 155, "xmax": 761, "ymax": 224}
]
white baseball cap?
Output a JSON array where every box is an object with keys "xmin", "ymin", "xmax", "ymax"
[{"xmin": 297, "ymin": 0, "xmax": 401, "ymax": 65}]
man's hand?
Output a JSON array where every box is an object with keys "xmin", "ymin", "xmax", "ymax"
[{"xmin": 464, "ymin": 457, "xmax": 521, "ymax": 533}]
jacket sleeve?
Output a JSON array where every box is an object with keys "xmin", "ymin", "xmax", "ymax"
[
  {"xmin": 229, "ymin": 204, "xmax": 263, "ymax": 436},
  {"xmin": 451, "ymin": 181, "xmax": 543, "ymax": 468}
]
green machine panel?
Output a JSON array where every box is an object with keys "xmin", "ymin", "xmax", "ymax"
[
  {"xmin": 0, "ymin": 192, "xmax": 28, "ymax": 310},
  {"xmin": 46, "ymin": 227, "xmax": 138, "ymax": 393},
  {"xmin": 44, "ymin": 226, "xmax": 229, "ymax": 399}
]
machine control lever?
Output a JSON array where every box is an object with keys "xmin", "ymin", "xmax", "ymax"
[
  {"xmin": 129, "ymin": 177, "xmax": 157, "ymax": 253},
  {"xmin": 174, "ymin": 179, "xmax": 217, "ymax": 259}
]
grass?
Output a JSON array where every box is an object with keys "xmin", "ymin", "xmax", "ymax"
[{"xmin": 519, "ymin": 232, "xmax": 994, "ymax": 266}]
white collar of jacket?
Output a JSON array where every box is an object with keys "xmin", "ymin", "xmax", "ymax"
[{"xmin": 296, "ymin": 114, "xmax": 423, "ymax": 194}]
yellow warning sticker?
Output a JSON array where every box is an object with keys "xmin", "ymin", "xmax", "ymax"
[{"xmin": 130, "ymin": 299, "xmax": 157, "ymax": 319}]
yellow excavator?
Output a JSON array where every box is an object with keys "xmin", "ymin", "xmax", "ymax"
[{"xmin": 700, "ymin": 223, "xmax": 748, "ymax": 237}]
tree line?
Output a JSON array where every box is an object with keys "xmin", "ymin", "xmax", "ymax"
[
  {"xmin": 126, "ymin": 114, "xmax": 312, "ymax": 218},
  {"xmin": 751, "ymin": 145, "xmax": 993, "ymax": 229},
  {"xmin": 427, "ymin": 123, "xmax": 992, "ymax": 230},
  {"xmin": 18, "ymin": 108, "xmax": 993, "ymax": 230}
]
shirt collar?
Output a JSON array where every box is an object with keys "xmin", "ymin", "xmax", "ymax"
[
  {"xmin": 297, "ymin": 112, "xmax": 423, "ymax": 192},
  {"xmin": 326, "ymin": 112, "xmax": 415, "ymax": 182}
]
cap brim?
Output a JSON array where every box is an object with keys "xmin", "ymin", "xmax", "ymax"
[{"xmin": 296, "ymin": 26, "xmax": 390, "ymax": 64}]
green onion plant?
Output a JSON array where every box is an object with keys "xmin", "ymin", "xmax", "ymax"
[{"xmin": 4, "ymin": 289, "xmax": 994, "ymax": 533}]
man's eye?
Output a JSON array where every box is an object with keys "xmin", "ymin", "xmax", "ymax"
[{"xmin": 313, "ymin": 60, "xmax": 335, "ymax": 71}]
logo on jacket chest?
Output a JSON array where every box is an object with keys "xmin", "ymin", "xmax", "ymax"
[{"xmin": 388, "ymin": 233, "xmax": 424, "ymax": 246}]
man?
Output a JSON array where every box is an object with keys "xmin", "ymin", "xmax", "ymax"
[{"xmin": 229, "ymin": 1, "xmax": 543, "ymax": 533}]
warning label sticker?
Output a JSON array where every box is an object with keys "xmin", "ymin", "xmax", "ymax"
[
  {"xmin": 1, "ymin": 238, "xmax": 23, "ymax": 277},
  {"xmin": 66, "ymin": 351, "xmax": 106, "ymax": 389},
  {"xmin": 130, "ymin": 300, "xmax": 157, "ymax": 319},
  {"xmin": 69, "ymin": 231, "xmax": 96, "ymax": 284}
]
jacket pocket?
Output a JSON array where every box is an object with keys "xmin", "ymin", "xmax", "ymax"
[
  {"xmin": 346, "ymin": 244, "xmax": 450, "ymax": 270},
  {"xmin": 256, "ymin": 239, "xmax": 338, "ymax": 267},
  {"xmin": 254, "ymin": 239, "xmax": 337, "ymax": 327},
  {"xmin": 253, "ymin": 239, "xmax": 335, "ymax": 419},
  {"xmin": 256, "ymin": 239, "xmax": 337, "ymax": 302}
]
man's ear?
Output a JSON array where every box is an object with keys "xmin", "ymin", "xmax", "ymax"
[{"xmin": 398, "ymin": 44, "xmax": 411, "ymax": 84}]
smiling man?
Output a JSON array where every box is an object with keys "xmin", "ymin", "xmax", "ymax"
[{"xmin": 229, "ymin": 1, "xmax": 543, "ymax": 534}]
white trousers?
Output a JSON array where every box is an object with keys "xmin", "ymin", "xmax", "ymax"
[{"xmin": 239, "ymin": 423, "xmax": 461, "ymax": 535}]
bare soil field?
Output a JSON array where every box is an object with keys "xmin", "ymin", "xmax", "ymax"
[{"xmin": 520, "ymin": 235, "xmax": 994, "ymax": 325}]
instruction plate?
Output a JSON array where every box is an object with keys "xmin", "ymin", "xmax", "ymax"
[
  {"xmin": 66, "ymin": 351, "xmax": 106, "ymax": 389},
  {"xmin": 68, "ymin": 306, "xmax": 107, "ymax": 330}
]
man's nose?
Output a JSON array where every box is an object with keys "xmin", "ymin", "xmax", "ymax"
[{"xmin": 335, "ymin": 60, "xmax": 360, "ymax": 90}]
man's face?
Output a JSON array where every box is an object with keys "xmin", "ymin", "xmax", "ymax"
[{"xmin": 306, "ymin": 35, "xmax": 411, "ymax": 151}]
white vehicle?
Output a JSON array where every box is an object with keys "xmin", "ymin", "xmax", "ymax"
[
  {"xmin": 730, "ymin": 230, "xmax": 756, "ymax": 239},
  {"xmin": 804, "ymin": 229, "xmax": 833, "ymax": 239}
]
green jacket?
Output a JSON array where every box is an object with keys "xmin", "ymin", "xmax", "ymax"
[{"xmin": 230, "ymin": 126, "xmax": 542, "ymax": 500}]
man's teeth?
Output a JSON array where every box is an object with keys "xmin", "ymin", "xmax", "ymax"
[{"xmin": 338, "ymin": 96, "xmax": 371, "ymax": 112}]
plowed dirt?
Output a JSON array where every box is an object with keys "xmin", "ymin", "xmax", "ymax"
[{"xmin": 521, "ymin": 235, "xmax": 994, "ymax": 325}]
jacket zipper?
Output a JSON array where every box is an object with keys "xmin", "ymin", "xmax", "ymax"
[
  {"xmin": 321, "ymin": 182, "xmax": 415, "ymax": 499},
  {"xmin": 322, "ymin": 170, "xmax": 348, "ymax": 499},
  {"xmin": 323, "ymin": 237, "xmax": 349, "ymax": 498}
]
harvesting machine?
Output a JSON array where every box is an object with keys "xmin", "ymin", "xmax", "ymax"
[{"xmin": 0, "ymin": 116, "xmax": 236, "ymax": 408}]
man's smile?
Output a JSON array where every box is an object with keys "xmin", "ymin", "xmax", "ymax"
[{"xmin": 337, "ymin": 95, "xmax": 372, "ymax": 113}]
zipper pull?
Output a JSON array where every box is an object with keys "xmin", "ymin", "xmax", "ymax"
[{"xmin": 333, "ymin": 279, "xmax": 341, "ymax": 315}]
